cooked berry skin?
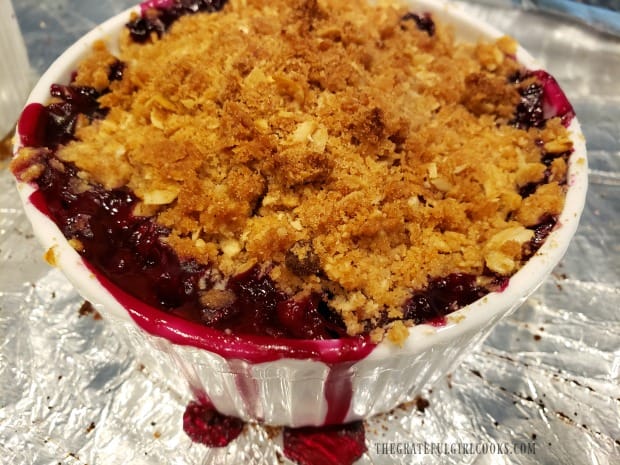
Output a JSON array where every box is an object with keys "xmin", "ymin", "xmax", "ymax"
[
  {"xmin": 127, "ymin": 0, "xmax": 229, "ymax": 42},
  {"xmin": 400, "ymin": 12, "xmax": 436, "ymax": 36},
  {"xmin": 403, "ymin": 274, "xmax": 486, "ymax": 324}
]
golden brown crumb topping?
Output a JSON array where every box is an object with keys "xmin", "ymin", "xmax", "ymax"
[{"xmin": 55, "ymin": 0, "xmax": 571, "ymax": 340}]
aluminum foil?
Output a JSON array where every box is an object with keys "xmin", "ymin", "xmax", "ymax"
[
  {"xmin": 1, "ymin": 1, "xmax": 619, "ymax": 464},
  {"xmin": 468, "ymin": 0, "xmax": 620, "ymax": 36}
]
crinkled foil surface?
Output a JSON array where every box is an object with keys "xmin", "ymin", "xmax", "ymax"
[{"xmin": 1, "ymin": 1, "xmax": 619, "ymax": 464}]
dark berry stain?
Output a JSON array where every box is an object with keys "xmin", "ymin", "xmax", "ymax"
[
  {"xmin": 183, "ymin": 398, "xmax": 368, "ymax": 464},
  {"xmin": 85, "ymin": 422, "xmax": 96, "ymax": 434},
  {"xmin": 183, "ymin": 400, "xmax": 244, "ymax": 447},
  {"xmin": 283, "ymin": 421, "xmax": 367, "ymax": 465},
  {"xmin": 414, "ymin": 395, "xmax": 430, "ymax": 413},
  {"xmin": 78, "ymin": 301, "xmax": 102, "ymax": 320}
]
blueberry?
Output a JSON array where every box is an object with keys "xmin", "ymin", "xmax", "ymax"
[{"xmin": 401, "ymin": 12, "xmax": 435, "ymax": 36}]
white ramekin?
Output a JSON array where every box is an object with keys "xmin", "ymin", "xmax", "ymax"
[{"xmin": 12, "ymin": 0, "xmax": 588, "ymax": 427}]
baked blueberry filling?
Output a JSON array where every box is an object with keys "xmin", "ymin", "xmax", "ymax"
[
  {"xmin": 400, "ymin": 12, "xmax": 435, "ymax": 36},
  {"xmin": 14, "ymin": 76, "xmax": 569, "ymax": 339},
  {"xmin": 127, "ymin": 0, "xmax": 228, "ymax": 42},
  {"xmin": 12, "ymin": 4, "xmax": 576, "ymax": 342}
]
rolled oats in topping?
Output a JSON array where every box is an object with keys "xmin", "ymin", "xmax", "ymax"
[{"xmin": 16, "ymin": 0, "xmax": 574, "ymax": 343}]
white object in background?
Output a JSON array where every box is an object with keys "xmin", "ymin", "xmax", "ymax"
[{"xmin": 0, "ymin": 0, "xmax": 31, "ymax": 138}]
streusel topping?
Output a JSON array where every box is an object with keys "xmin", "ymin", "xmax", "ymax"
[{"xmin": 51, "ymin": 0, "xmax": 571, "ymax": 340}]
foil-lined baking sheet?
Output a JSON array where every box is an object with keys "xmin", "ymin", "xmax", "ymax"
[
  {"xmin": 1, "ymin": 1, "xmax": 619, "ymax": 464},
  {"xmin": 469, "ymin": 0, "xmax": 620, "ymax": 36}
]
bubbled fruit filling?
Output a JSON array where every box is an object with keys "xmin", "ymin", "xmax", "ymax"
[{"xmin": 12, "ymin": 0, "xmax": 574, "ymax": 342}]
